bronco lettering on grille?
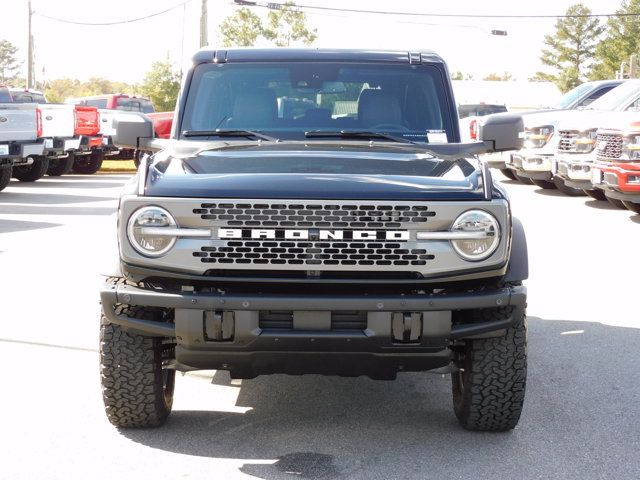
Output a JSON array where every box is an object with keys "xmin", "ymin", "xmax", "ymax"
[{"xmin": 218, "ymin": 228, "xmax": 410, "ymax": 241}]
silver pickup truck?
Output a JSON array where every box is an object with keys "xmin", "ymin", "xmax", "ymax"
[{"xmin": 0, "ymin": 88, "xmax": 47, "ymax": 189}]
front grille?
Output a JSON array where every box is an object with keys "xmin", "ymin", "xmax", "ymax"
[
  {"xmin": 596, "ymin": 133, "xmax": 623, "ymax": 159},
  {"xmin": 195, "ymin": 240, "xmax": 434, "ymax": 266},
  {"xmin": 259, "ymin": 310, "xmax": 367, "ymax": 330},
  {"xmin": 558, "ymin": 131, "xmax": 578, "ymax": 152},
  {"xmin": 193, "ymin": 202, "xmax": 435, "ymax": 229}
]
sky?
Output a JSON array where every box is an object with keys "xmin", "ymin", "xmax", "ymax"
[{"xmin": 1, "ymin": 0, "xmax": 624, "ymax": 85}]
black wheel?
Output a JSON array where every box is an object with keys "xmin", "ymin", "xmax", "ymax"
[
  {"xmin": 531, "ymin": 179, "xmax": 556, "ymax": 189},
  {"xmin": 553, "ymin": 177, "xmax": 586, "ymax": 196},
  {"xmin": 100, "ymin": 304, "xmax": 175, "ymax": 428},
  {"xmin": 584, "ymin": 189, "xmax": 606, "ymax": 201},
  {"xmin": 622, "ymin": 201, "xmax": 640, "ymax": 214},
  {"xmin": 500, "ymin": 168, "xmax": 517, "ymax": 180},
  {"xmin": 514, "ymin": 173, "xmax": 533, "ymax": 185},
  {"xmin": 47, "ymin": 153, "xmax": 75, "ymax": 176},
  {"xmin": 73, "ymin": 150, "xmax": 104, "ymax": 174},
  {"xmin": 0, "ymin": 164, "xmax": 11, "ymax": 191},
  {"xmin": 606, "ymin": 197, "xmax": 626, "ymax": 209},
  {"xmin": 452, "ymin": 305, "xmax": 527, "ymax": 432},
  {"xmin": 12, "ymin": 155, "xmax": 49, "ymax": 182}
]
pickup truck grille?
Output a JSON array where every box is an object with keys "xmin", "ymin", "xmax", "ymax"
[
  {"xmin": 195, "ymin": 240, "xmax": 434, "ymax": 266},
  {"xmin": 558, "ymin": 131, "xmax": 578, "ymax": 152},
  {"xmin": 596, "ymin": 133, "xmax": 623, "ymax": 159},
  {"xmin": 193, "ymin": 202, "xmax": 435, "ymax": 229}
]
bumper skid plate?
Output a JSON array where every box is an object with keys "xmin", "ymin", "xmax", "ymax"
[{"xmin": 100, "ymin": 282, "xmax": 526, "ymax": 378}]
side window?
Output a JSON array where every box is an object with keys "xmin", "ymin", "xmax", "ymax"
[
  {"xmin": 579, "ymin": 86, "xmax": 616, "ymax": 108},
  {"xmin": 625, "ymin": 97, "xmax": 640, "ymax": 111}
]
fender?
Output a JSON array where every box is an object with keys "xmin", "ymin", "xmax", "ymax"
[{"xmin": 504, "ymin": 217, "xmax": 529, "ymax": 282}]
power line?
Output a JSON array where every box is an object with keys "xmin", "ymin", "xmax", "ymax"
[
  {"xmin": 235, "ymin": 1, "xmax": 640, "ymax": 19},
  {"xmin": 36, "ymin": 0, "xmax": 192, "ymax": 26}
]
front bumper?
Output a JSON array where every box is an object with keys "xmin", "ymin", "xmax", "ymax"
[
  {"xmin": 555, "ymin": 153, "xmax": 596, "ymax": 189},
  {"xmin": 480, "ymin": 151, "xmax": 510, "ymax": 170},
  {"xmin": 100, "ymin": 281, "xmax": 527, "ymax": 378},
  {"xmin": 506, "ymin": 151, "xmax": 553, "ymax": 180}
]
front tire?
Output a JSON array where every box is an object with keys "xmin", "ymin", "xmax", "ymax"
[
  {"xmin": 47, "ymin": 153, "xmax": 75, "ymax": 176},
  {"xmin": 500, "ymin": 168, "xmax": 517, "ymax": 180},
  {"xmin": 514, "ymin": 173, "xmax": 533, "ymax": 185},
  {"xmin": 531, "ymin": 179, "xmax": 556, "ymax": 189},
  {"xmin": 73, "ymin": 150, "xmax": 104, "ymax": 174},
  {"xmin": 622, "ymin": 201, "xmax": 640, "ymax": 214},
  {"xmin": 13, "ymin": 155, "xmax": 49, "ymax": 182},
  {"xmin": 0, "ymin": 164, "xmax": 12, "ymax": 191},
  {"xmin": 100, "ymin": 305, "xmax": 175, "ymax": 428},
  {"xmin": 452, "ymin": 306, "xmax": 527, "ymax": 431},
  {"xmin": 553, "ymin": 177, "xmax": 586, "ymax": 196},
  {"xmin": 584, "ymin": 189, "xmax": 606, "ymax": 201},
  {"xmin": 606, "ymin": 197, "xmax": 626, "ymax": 209}
]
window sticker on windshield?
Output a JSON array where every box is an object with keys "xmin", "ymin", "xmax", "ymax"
[{"xmin": 426, "ymin": 130, "xmax": 448, "ymax": 143}]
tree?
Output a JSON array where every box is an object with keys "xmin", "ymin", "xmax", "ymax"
[
  {"xmin": 218, "ymin": 3, "xmax": 317, "ymax": 48},
  {"xmin": 0, "ymin": 39, "xmax": 21, "ymax": 84},
  {"xmin": 219, "ymin": 8, "xmax": 263, "ymax": 47},
  {"xmin": 591, "ymin": 0, "xmax": 640, "ymax": 79},
  {"xmin": 538, "ymin": 4, "xmax": 603, "ymax": 92},
  {"xmin": 483, "ymin": 72, "xmax": 513, "ymax": 81},
  {"xmin": 451, "ymin": 71, "xmax": 474, "ymax": 80},
  {"xmin": 263, "ymin": 2, "xmax": 317, "ymax": 47},
  {"xmin": 140, "ymin": 61, "xmax": 180, "ymax": 112}
]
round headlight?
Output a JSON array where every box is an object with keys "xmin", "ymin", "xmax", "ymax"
[
  {"xmin": 450, "ymin": 210, "xmax": 500, "ymax": 261},
  {"xmin": 127, "ymin": 206, "xmax": 177, "ymax": 257}
]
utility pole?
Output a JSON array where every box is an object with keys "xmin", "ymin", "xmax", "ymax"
[
  {"xmin": 630, "ymin": 54, "xmax": 638, "ymax": 79},
  {"xmin": 27, "ymin": 0, "xmax": 34, "ymax": 88},
  {"xmin": 200, "ymin": 0, "xmax": 208, "ymax": 48}
]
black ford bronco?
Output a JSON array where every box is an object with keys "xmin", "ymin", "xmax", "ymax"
[{"xmin": 100, "ymin": 48, "xmax": 528, "ymax": 431}]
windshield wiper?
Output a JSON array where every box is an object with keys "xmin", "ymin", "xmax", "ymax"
[
  {"xmin": 304, "ymin": 130, "xmax": 416, "ymax": 144},
  {"xmin": 182, "ymin": 129, "xmax": 278, "ymax": 141}
]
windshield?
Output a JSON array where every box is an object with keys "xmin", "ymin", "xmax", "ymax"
[
  {"xmin": 182, "ymin": 62, "xmax": 455, "ymax": 142},
  {"xmin": 555, "ymin": 83, "xmax": 595, "ymax": 109},
  {"xmin": 588, "ymin": 81, "xmax": 640, "ymax": 111}
]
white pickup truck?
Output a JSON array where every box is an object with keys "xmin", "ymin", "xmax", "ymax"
[{"xmin": 0, "ymin": 87, "xmax": 47, "ymax": 189}]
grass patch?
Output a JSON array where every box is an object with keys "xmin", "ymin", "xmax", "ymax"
[{"xmin": 100, "ymin": 160, "xmax": 137, "ymax": 173}]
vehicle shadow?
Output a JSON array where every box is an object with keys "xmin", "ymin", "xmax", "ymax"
[
  {"xmin": 0, "ymin": 219, "xmax": 61, "ymax": 234},
  {"xmin": 532, "ymin": 188, "xmax": 566, "ymax": 197},
  {"xmin": 0, "ymin": 191, "xmax": 113, "ymax": 205},
  {"xmin": 120, "ymin": 317, "xmax": 640, "ymax": 479},
  {"xmin": 583, "ymin": 199, "xmax": 624, "ymax": 211}
]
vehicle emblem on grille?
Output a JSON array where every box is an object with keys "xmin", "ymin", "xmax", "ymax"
[
  {"xmin": 597, "ymin": 140, "xmax": 607, "ymax": 150},
  {"xmin": 218, "ymin": 228, "xmax": 410, "ymax": 241},
  {"xmin": 0, "ymin": 116, "xmax": 7, "ymax": 123}
]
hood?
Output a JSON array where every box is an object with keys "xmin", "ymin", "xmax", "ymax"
[
  {"xmin": 144, "ymin": 142, "xmax": 491, "ymax": 200},
  {"xmin": 595, "ymin": 111, "xmax": 640, "ymax": 134},
  {"xmin": 520, "ymin": 109, "xmax": 577, "ymax": 129},
  {"xmin": 555, "ymin": 110, "xmax": 621, "ymax": 132}
]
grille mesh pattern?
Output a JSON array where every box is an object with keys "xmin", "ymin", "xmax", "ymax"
[
  {"xmin": 193, "ymin": 203, "xmax": 435, "ymax": 229},
  {"xmin": 596, "ymin": 133, "xmax": 623, "ymax": 159},
  {"xmin": 558, "ymin": 131, "xmax": 578, "ymax": 152},
  {"xmin": 194, "ymin": 240, "xmax": 435, "ymax": 266}
]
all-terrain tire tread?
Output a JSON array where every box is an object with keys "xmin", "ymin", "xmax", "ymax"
[
  {"xmin": 453, "ymin": 306, "xmax": 527, "ymax": 432},
  {"xmin": 100, "ymin": 303, "xmax": 174, "ymax": 428}
]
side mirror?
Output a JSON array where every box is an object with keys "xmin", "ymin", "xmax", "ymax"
[
  {"xmin": 478, "ymin": 114, "xmax": 524, "ymax": 152},
  {"xmin": 112, "ymin": 112, "xmax": 154, "ymax": 149}
]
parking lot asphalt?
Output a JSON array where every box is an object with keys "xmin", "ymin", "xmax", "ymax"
[{"xmin": 1, "ymin": 173, "xmax": 639, "ymax": 480}]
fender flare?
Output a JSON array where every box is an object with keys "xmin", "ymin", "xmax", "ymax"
[{"xmin": 505, "ymin": 216, "xmax": 529, "ymax": 282}]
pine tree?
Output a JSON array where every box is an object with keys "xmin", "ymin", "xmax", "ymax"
[{"xmin": 538, "ymin": 4, "xmax": 603, "ymax": 92}]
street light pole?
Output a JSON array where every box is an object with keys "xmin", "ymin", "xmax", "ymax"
[
  {"xmin": 27, "ymin": 0, "xmax": 34, "ymax": 89},
  {"xmin": 200, "ymin": 0, "xmax": 208, "ymax": 48}
]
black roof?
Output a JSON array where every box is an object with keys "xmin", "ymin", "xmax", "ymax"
[{"xmin": 192, "ymin": 48, "xmax": 444, "ymax": 65}]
